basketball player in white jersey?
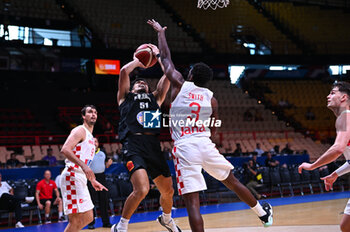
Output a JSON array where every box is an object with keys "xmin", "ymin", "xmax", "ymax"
[
  {"xmin": 148, "ymin": 19, "xmax": 273, "ymax": 231},
  {"xmin": 60, "ymin": 105, "xmax": 107, "ymax": 232},
  {"xmin": 299, "ymin": 81, "xmax": 350, "ymax": 232}
]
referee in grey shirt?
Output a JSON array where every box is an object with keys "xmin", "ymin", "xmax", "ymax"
[{"xmin": 88, "ymin": 137, "xmax": 113, "ymax": 229}]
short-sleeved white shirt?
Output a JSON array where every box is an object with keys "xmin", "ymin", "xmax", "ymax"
[{"xmin": 0, "ymin": 181, "xmax": 12, "ymax": 197}]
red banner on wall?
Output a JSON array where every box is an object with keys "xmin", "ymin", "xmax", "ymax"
[{"xmin": 95, "ymin": 59, "xmax": 120, "ymax": 75}]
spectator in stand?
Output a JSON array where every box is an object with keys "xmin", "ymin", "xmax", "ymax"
[
  {"xmin": 265, "ymin": 152, "xmax": 280, "ymax": 168},
  {"xmin": 270, "ymin": 145, "xmax": 280, "ymax": 155},
  {"xmin": 233, "ymin": 143, "xmax": 243, "ymax": 157},
  {"xmin": 42, "ymin": 148, "xmax": 57, "ymax": 166},
  {"xmin": 78, "ymin": 25, "xmax": 85, "ymax": 47},
  {"xmin": 6, "ymin": 153, "xmax": 21, "ymax": 168},
  {"xmin": 104, "ymin": 122, "xmax": 114, "ymax": 134},
  {"xmin": 225, "ymin": 143, "xmax": 234, "ymax": 154},
  {"xmin": 254, "ymin": 109, "xmax": 264, "ymax": 121},
  {"xmin": 0, "ymin": 172, "xmax": 28, "ymax": 228},
  {"xmin": 36, "ymin": 170, "xmax": 65, "ymax": 223},
  {"xmin": 254, "ymin": 143, "xmax": 264, "ymax": 156},
  {"xmin": 252, "ymin": 154, "xmax": 260, "ymax": 168},
  {"xmin": 281, "ymin": 143, "xmax": 294, "ymax": 155},
  {"xmin": 87, "ymin": 138, "xmax": 112, "ymax": 229},
  {"xmin": 278, "ymin": 99, "xmax": 287, "ymax": 108},
  {"xmin": 305, "ymin": 107, "xmax": 315, "ymax": 120},
  {"xmin": 243, "ymin": 109, "xmax": 253, "ymax": 121},
  {"xmin": 244, "ymin": 160, "xmax": 265, "ymax": 200}
]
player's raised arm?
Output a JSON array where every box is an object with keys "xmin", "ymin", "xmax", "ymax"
[
  {"xmin": 299, "ymin": 112, "xmax": 350, "ymax": 173},
  {"xmin": 153, "ymin": 75, "xmax": 170, "ymax": 107},
  {"xmin": 118, "ymin": 57, "xmax": 146, "ymax": 105},
  {"xmin": 147, "ymin": 19, "xmax": 184, "ymax": 90},
  {"xmin": 148, "ymin": 44, "xmax": 170, "ymax": 106},
  {"xmin": 61, "ymin": 127, "xmax": 95, "ymax": 181}
]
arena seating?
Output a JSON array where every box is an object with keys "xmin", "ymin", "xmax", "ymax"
[
  {"xmin": 262, "ymin": 2, "xmax": 350, "ymax": 54},
  {"xmin": 208, "ymin": 80, "xmax": 292, "ymax": 132},
  {"xmin": 69, "ymin": 0, "xmax": 202, "ymax": 52},
  {"xmin": 0, "ymin": 0, "xmax": 68, "ymax": 21},
  {"xmin": 253, "ymin": 79, "xmax": 335, "ymax": 140},
  {"xmin": 0, "ymin": 108, "xmax": 49, "ymax": 136},
  {"xmin": 164, "ymin": 0, "xmax": 301, "ymax": 54}
]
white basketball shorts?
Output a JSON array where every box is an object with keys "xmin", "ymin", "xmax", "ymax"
[
  {"xmin": 60, "ymin": 166, "xmax": 94, "ymax": 215},
  {"xmin": 345, "ymin": 199, "xmax": 350, "ymax": 215},
  {"xmin": 172, "ymin": 136, "xmax": 234, "ymax": 195}
]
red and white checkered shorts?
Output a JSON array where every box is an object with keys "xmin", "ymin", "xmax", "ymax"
[
  {"xmin": 60, "ymin": 166, "xmax": 94, "ymax": 215},
  {"xmin": 173, "ymin": 137, "xmax": 234, "ymax": 195}
]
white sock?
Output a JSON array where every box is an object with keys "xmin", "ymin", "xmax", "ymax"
[
  {"xmin": 45, "ymin": 214, "xmax": 50, "ymax": 218},
  {"xmin": 162, "ymin": 212, "xmax": 172, "ymax": 224},
  {"xmin": 117, "ymin": 217, "xmax": 129, "ymax": 230},
  {"xmin": 251, "ymin": 202, "xmax": 266, "ymax": 217},
  {"xmin": 59, "ymin": 212, "xmax": 63, "ymax": 218}
]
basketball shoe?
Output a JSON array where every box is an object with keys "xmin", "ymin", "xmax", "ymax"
[
  {"xmin": 157, "ymin": 215, "xmax": 182, "ymax": 232},
  {"xmin": 259, "ymin": 202, "xmax": 273, "ymax": 227},
  {"xmin": 110, "ymin": 224, "xmax": 126, "ymax": 232}
]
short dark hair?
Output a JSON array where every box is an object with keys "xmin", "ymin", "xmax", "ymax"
[
  {"xmin": 81, "ymin": 105, "xmax": 97, "ymax": 116},
  {"xmin": 130, "ymin": 78, "xmax": 149, "ymax": 91},
  {"xmin": 333, "ymin": 81, "xmax": 350, "ymax": 97},
  {"xmin": 190, "ymin": 62, "xmax": 213, "ymax": 87}
]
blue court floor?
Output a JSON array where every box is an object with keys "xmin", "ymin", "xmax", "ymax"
[{"xmin": 2, "ymin": 191, "xmax": 349, "ymax": 232}]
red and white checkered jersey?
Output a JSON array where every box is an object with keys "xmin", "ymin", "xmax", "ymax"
[
  {"xmin": 170, "ymin": 81, "xmax": 213, "ymax": 142},
  {"xmin": 65, "ymin": 125, "xmax": 95, "ymax": 172}
]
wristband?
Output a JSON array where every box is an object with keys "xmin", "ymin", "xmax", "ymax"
[
  {"xmin": 156, "ymin": 54, "xmax": 161, "ymax": 58},
  {"xmin": 335, "ymin": 161, "xmax": 350, "ymax": 177}
]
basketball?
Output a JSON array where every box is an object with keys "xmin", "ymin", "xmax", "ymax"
[{"xmin": 134, "ymin": 44, "xmax": 158, "ymax": 68}]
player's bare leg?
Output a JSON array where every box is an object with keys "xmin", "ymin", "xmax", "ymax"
[
  {"xmin": 153, "ymin": 175, "xmax": 174, "ymax": 214},
  {"xmin": 221, "ymin": 172, "xmax": 273, "ymax": 227},
  {"xmin": 183, "ymin": 192, "xmax": 204, "ymax": 232},
  {"xmin": 340, "ymin": 214, "xmax": 350, "ymax": 232},
  {"xmin": 64, "ymin": 210, "xmax": 93, "ymax": 232},
  {"xmin": 112, "ymin": 169, "xmax": 150, "ymax": 231},
  {"xmin": 221, "ymin": 172, "xmax": 257, "ymax": 207},
  {"xmin": 154, "ymin": 175, "xmax": 181, "ymax": 232},
  {"xmin": 122, "ymin": 169, "xmax": 150, "ymax": 219}
]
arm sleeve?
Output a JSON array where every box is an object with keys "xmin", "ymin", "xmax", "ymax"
[
  {"xmin": 36, "ymin": 181, "xmax": 41, "ymax": 191},
  {"xmin": 52, "ymin": 180, "xmax": 57, "ymax": 189},
  {"xmin": 335, "ymin": 161, "xmax": 350, "ymax": 177}
]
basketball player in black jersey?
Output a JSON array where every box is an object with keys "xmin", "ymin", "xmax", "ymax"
[{"xmin": 111, "ymin": 44, "xmax": 181, "ymax": 232}]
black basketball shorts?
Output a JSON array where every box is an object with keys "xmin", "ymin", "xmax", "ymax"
[{"xmin": 121, "ymin": 134, "xmax": 171, "ymax": 180}]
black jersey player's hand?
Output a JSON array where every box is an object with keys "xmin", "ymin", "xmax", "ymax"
[
  {"xmin": 82, "ymin": 165, "xmax": 95, "ymax": 182},
  {"xmin": 133, "ymin": 53, "xmax": 147, "ymax": 68},
  {"xmin": 147, "ymin": 19, "xmax": 167, "ymax": 33},
  {"xmin": 91, "ymin": 179, "xmax": 108, "ymax": 191}
]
